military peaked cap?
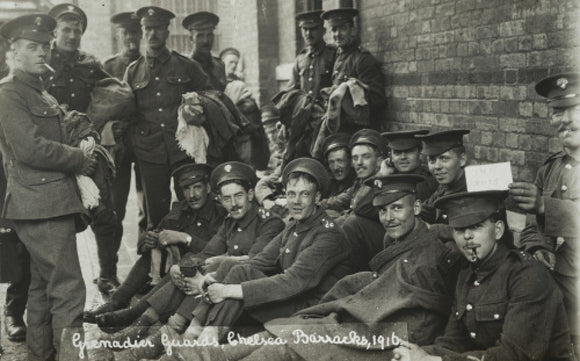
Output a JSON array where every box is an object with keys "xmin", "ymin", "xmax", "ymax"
[
  {"xmin": 0, "ymin": 14, "xmax": 55, "ymax": 43},
  {"xmin": 49, "ymin": 3, "xmax": 87, "ymax": 33},
  {"xmin": 416, "ymin": 129, "xmax": 470, "ymax": 156},
  {"xmin": 434, "ymin": 190, "xmax": 507, "ymax": 228}
]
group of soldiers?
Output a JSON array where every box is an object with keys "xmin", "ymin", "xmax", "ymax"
[{"xmin": 0, "ymin": 2, "xmax": 577, "ymax": 361}]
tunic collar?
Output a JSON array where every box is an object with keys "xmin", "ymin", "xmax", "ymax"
[
  {"xmin": 307, "ymin": 41, "xmax": 326, "ymax": 57},
  {"xmin": 469, "ymin": 243, "xmax": 510, "ymax": 283},
  {"xmin": 440, "ymin": 171, "xmax": 467, "ymax": 195},
  {"xmin": 337, "ymin": 41, "xmax": 359, "ymax": 55},
  {"xmin": 146, "ymin": 47, "xmax": 170, "ymax": 66},
  {"xmin": 121, "ymin": 50, "xmax": 141, "ymax": 62},
  {"xmin": 182, "ymin": 195, "xmax": 219, "ymax": 223},
  {"xmin": 51, "ymin": 43, "xmax": 80, "ymax": 64},
  {"xmin": 292, "ymin": 206, "xmax": 327, "ymax": 234},
  {"xmin": 236, "ymin": 201, "xmax": 259, "ymax": 229},
  {"xmin": 384, "ymin": 218, "xmax": 426, "ymax": 246},
  {"xmin": 13, "ymin": 69, "xmax": 45, "ymax": 92},
  {"xmin": 192, "ymin": 50, "xmax": 212, "ymax": 68}
]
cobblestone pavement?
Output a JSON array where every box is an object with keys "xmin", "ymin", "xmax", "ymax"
[{"xmin": 0, "ymin": 185, "xmax": 141, "ymax": 361}]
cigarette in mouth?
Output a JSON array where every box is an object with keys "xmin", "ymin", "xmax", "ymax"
[
  {"xmin": 471, "ymin": 248, "xmax": 478, "ymax": 262},
  {"xmin": 43, "ymin": 63, "xmax": 55, "ymax": 72}
]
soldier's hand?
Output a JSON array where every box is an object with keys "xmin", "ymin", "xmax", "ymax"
[
  {"xmin": 182, "ymin": 274, "xmax": 203, "ymax": 296},
  {"xmin": 159, "ymin": 230, "xmax": 188, "ymax": 246},
  {"xmin": 392, "ymin": 341, "xmax": 437, "ymax": 361},
  {"xmin": 206, "ymin": 283, "xmax": 228, "ymax": 303},
  {"xmin": 378, "ymin": 158, "xmax": 396, "ymax": 177},
  {"xmin": 533, "ymin": 249, "xmax": 556, "ymax": 271},
  {"xmin": 203, "ymin": 272, "xmax": 218, "ymax": 287},
  {"xmin": 169, "ymin": 264, "xmax": 184, "ymax": 289},
  {"xmin": 142, "ymin": 231, "xmax": 159, "ymax": 249},
  {"xmin": 508, "ymin": 182, "xmax": 545, "ymax": 214},
  {"xmin": 204, "ymin": 255, "xmax": 225, "ymax": 268},
  {"xmin": 79, "ymin": 154, "xmax": 97, "ymax": 176}
]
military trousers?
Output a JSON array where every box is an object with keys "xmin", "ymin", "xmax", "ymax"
[
  {"xmin": 192, "ymin": 263, "xmax": 311, "ymax": 335},
  {"xmin": 146, "ymin": 277, "xmax": 187, "ymax": 321},
  {"xmin": 90, "ymin": 157, "xmax": 121, "ymax": 281},
  {"xmin": 136, "ymin": 159, "xmax": 184, "ymax": 230},
  {"xmin": 13, "ymin": 215, "xmax": 85, "ymax": 361},
  {"xmin": 110, "ymin": 149, "xmax": 147, "ymax": 239},
  {"xmin": 110, "ymin": 253, "xmax": 151, "ymax": 306},
  {"xmin": 4, "ymin": 232, "xmax": 30, "ymax": 318}
]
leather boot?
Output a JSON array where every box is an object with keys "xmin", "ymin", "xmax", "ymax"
[
  {"xmin": 4, "ymin": 314, "xmax": 26, "ymax": 342},
  {"xmin": 84, "ymin": 300, "xmax": 124, "ymax": 324}
]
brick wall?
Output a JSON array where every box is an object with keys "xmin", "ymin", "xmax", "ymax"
[{"xmin": 357, "ymin": 0, "xmax": 580, "ymax": 182}]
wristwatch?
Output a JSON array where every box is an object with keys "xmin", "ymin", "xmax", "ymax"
[{"xmin": 185, "ymin": 235, "xmax": 192, "ymax": 247}]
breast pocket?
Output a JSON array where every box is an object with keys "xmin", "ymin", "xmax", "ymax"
[
  {"xmin": 474, "ymin": 300, "xmax": 507, "ymax": 345},
  {"xmin": 167, "ymin": 76, "xmax": 192, "ymax": 96},
  {"xmin": 30, "ymin": 106, "xmax": 62, "ymax": 140}
]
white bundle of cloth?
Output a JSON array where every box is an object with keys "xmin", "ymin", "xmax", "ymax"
[
  {"xmin": 75, "ymin": 137, "xmax": 100, "ymax": 209},
  {"xmin": 176, "ymin": 92, "xmax": 210, "ymax": 163}
]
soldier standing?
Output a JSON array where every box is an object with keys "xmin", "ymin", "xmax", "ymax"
[
  {"xmin": 0, "ymin": 20, "xmax": 29, "ymax": 345},
  {"xmin": 321, "ymin": 7, "xmax": 386, "ymax": 131},
  {"xmin": 275, "ymin": 10, "xmax": 336, "ymax": 165},
  {"xmin": 44, "ymin": 3, "xmax": 121, "ymax": 295},
  {"xmin": 104, "ymin": 12, "xmax": 148, "ymax": 249},
  {"xmin": 0, "ymin": 14, "xmax": 96, "ymax": 360},
  {"xmin": 124, "ymin": 6, "xmax": 211, "ymax": 232},
  {"xmin": 182, "ymin": 11, "xmax": 226, "ymax": 91},
  {"xmin": 510, "ymin": 73, "xmax": 580, "ymax": 354}
]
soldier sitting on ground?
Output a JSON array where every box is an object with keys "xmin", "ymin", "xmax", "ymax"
[
  {"xmin": 415, "ymin": 129, "xmax": 470, "ymax": 225},
  {"xmin": 379, "ymin": 130, "xmax": 439, "ymax": 201},
  {"xmin": 84, "ymin": 163, "xmax": 227, "ymax": 326},
  {"xmin": 160, "ymin": 174, "xmax": 462, "ymax": 361},
  {"xmin": 100, "ymin": 162, "xmax": 284, "ymax": 355},
  {"xmin": 392, "ymin": 190, "xmax": 574, "ymax": 361}
]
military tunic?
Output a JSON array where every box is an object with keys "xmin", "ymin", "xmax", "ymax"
[
  {"xmin": 103, "ymin": 50, "xmax": 147, "ymax": 234},
  {"xmin": 125, "ymin": 47, "xmax": 211, "ymax": 165},
  {"xmin": 332, "ymin": 42, "xmax": 386, "ymax": 130},
  {"xmin": 421, "ymin": 173, "xmax": 467, "ymax": 224},
  {"xmin": 191, "ymin": 207, "xmax": 353, "ymax": 330},
  {"xmin": 408, "ymin": 165, "xmax": 439, "ymax": 202},
  {"xmin": 111, "ymin": 195, "xmax": 227, "ymax": 307},
  {"xmin": 286, "ymin": 41, "xmax": 336, "ymax": 101},
  {"xmin": 137, "ymin": 196, "xmax": 227, "ymax": 255},
  {"xmin": 424, "ymin": 244, "xmax": 574, "ymax": 361},
  {"xmin": 328, "ymin": 170, "xmax": 356, "ymax": 197},
  {"xmin": 104, "ymin": 51, "xmax": 140, "ymax": 80},
  {"xmin": 192, "ymin": 203, "xmax": 285, "ymax": 261},
  {"xmin": 520, "ymin": 151, "xmax": 580, "ymax": 338},
  {"xmin": 124, "ymin": 47, "xmax": 211, "ymax": 228},
  {"xmin": 321, "ymin": 174, "xmax": 384, "ymax": 269},
  {"xmin": 192, "ymin": 51, "xmax": 226, "ymax": 91},
  {"xmin": 44, "ymin": 45, "xmax": 110, "ymax": 112},
  {"xmin": 145, "ymin": 202, "xmax": 284, "ymax": 319},
  {"xmin": 0, "ymin": 69, "xmax": 87, "ymax": 359}
]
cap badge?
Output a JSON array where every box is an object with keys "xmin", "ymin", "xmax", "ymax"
[
  {"xmin": 67, "ymin": 5, "xmax": 75, "ymax": 11},
  {"xmin": 148, "ymin": 8, "xmax": 155, "ymax": 16},
  {"xmin": 35, "ymin": 17, "xmax": 43, "ymax": 26},
  {"xmin": 224, "ymin": 164, "xmax": 232, "ymax": 173},
  {"xmin": 374, "ymin": 179, "xmax": 383, "ymax": 189},
  {"xmin": 557, "ymin": 77, "xmax": 568, "ymax": 90}
]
